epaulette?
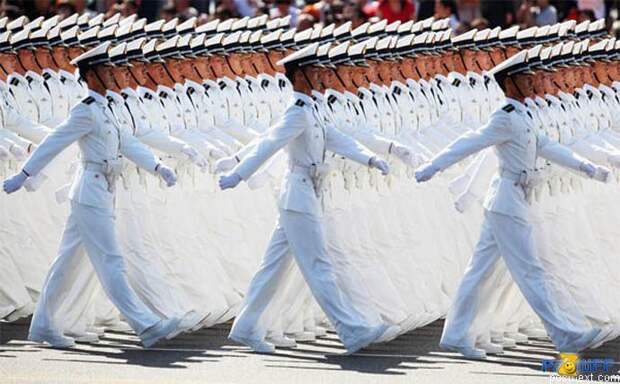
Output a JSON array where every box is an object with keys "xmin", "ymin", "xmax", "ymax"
[
  {"xmin": 9, "ymin": 77, "xmax": 19, "ymax": 86},
  {"xmin": 143, "ymin": 93, "xmax": 153, "ymax": 100},
  {"xmin": 187, "ymin": 87, "xmax": 195, "ymax": 95},
  {"xmin": 452, "ymin": 78, "xmax": 461, "ymax": 87},
  {"xmin": 469, "ymin": 77, "xmax": 476, "ymax": 87},
  {"xmin": 106, "ymin": 95, "xmax": 114, "ymax": 104},
  {"xmin": 203, "ymin": 84, "xmax": 210, "ymax": 91},
  {"xmin": 573, "ymin": 91, "xmax": 580, "ymax": 99},
  {"xmin": 295, "ymin": 99, "xmax": 306, "ymax": 107},
  {"xmin": 261, "ymin": 79, "xmax": 269, "ymax": 88},
  {"xmin": 219, "ymin": 81, "xmax": 227, "ymax": 90},
  {"xmin": 42, "ymin": 72, "xmax": 52, "ymax": 80},
  {"xmin": 158, "ymin": 91, "xmax": 167, "ymax": 98},
  {"xmin": 82, "ymin": 96, "xmax": 95, "ymax": 104},
  {"xmin": 502, "ymin": 104, "xmax": 515, "ymax": 112},
  {"xmin": 278, "ymin": 79, "xmax": 286, "ymax": 88},
  {"xmin": 121, "ymin": 92, "xmax": 129, "ymax": 99},
  {"xmin": 393, "ymin": 87, "xmax": 401, "ymax": 95},
  {"xmin": 586, "ymin": 89, "xmax": 593, "ymax": 99},
  {"xmin": 327, "ymin": 94, "xmax": 337, "ymax": 105}
]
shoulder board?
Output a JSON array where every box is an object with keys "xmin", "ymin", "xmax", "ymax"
[
  {"xmin": 278, "ymin": 79, "xmax": 286, "ymax": 88},
  {"xmin": 452, "ymin": 78, "xmax": 461, "ymax": 87},
  {"xmin": 502, "ymin": 104, "xmax": 515, "ymax": 113},
  {"xmin": 42, "ymin": 72, "xmax": 52, "ymax": 81},
  {"xmin": 158, "ymin": 91, "xmax": 167, "ymax": 99},
  {"xmin": 392, "ymin": 87, "xmax": 401, "ymax": 95},
  {"xmin": 143, "ymin": 93, "xmax": 153, "ymax": 100},
  {"xmin": 327, "ymin": 95, "xmax": 337, "ymax": 105},
  {"xmin": 294, "ymin": 99, "xmax": 306, "ymax": 107},
  {"xmin": 219, "ymin": 81, "xmax": 227, "ymax": 90},
  {"xmin": 187, "ymin": 87, "xmax": 195, "ymax": 95},
  {"xmin": 82, "ymin": 96, "xmax": 95, "ymax": 105},
  {"xmin": 261, "ymin": 79, "xmax": 269, "ymax": 88},
  {"xmin": 9, "ymin": 77, "xmax": 19, "ymax": 86}
]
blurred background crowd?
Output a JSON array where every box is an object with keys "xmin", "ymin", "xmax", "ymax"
[{"xmin": 4, "ymin": 0, "xmax": 620, "ymax": 36}]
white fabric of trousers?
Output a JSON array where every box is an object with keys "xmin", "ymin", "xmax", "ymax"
[
  {"xmin": 229, "ymin": 208, "xmax": 382, "ymax": 350},
  {"xmin": 29, "ymin": 201, "xmax": 160, "ymax": 337},
  {"xmin": 440, "ymin": 210, "xmax": 590, "ymax": 351}
]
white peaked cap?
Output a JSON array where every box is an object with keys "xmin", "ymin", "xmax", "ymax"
[
  {"xmin": 328, "ymin": 41, "xmax": 349, "ymax": 58},
  {"xmin": 7, "ymin": 16, "xmax": 28, "ymax": 31},
  {"xmin": 70, "ymin": 40, "xmax": 111, "ymax": 66},
  {"xmin": 217, "ymin": 18, "xmax": 234, "ymax": 32},
  {"xmin": 232, "ymin": 16, "xmax": 249, "ymax": 31},
  {"xmin": 190, "ymin": 34, "xmax": 206, "ymax": 49},
  {"xmin": 42, "ymin": 15, "xmax": 59, "ymax": 31},
  {"xmin": 396, "ymin": 34, "xmax": 415, "ymax": 49},
  {"xmin": 398, "ymin": 20, "xmax": 414, "ymax": 34},
  {"xmin": 279, "ymin": 15, "xmax": 291, "ymax": 28},
  {"xmin": 499, "ymin": 25, "xmax": 519, "ymax": 40},
  {"xmin": 195, "ymin": 19, "xmax": 219, "ymax": 34},
  {"xmin": 488, "ymin": 49, "xmax": 528, "ymax": 79},
  {"xmin": 177, "ymin": 16, "xmax": 196, "ymax": 33},
  {"xmin": 118, "ymin": 14, "xmax": 137, "ymax": 28},
  {"xmin": 575, "ymin": 20, "xmax": 590, "ymax": 34},
  {"xmin": 102, "ymin": 12, "xmax": 121, "ymax": 27},
  {"xmin": 88, "ymin": 14, "xmax": 104, "ymax": 27},
  {"xmin": 334, "ymin": 21, "xmax": 351, "ymax": 38},
  {"xmin": 145, "ymin": 19, "xmax": 165, "ymax": 34},
  {"xmin": 277, "ymin": 42, "xmax": 319, "ymax": 66},
  {"xmin": 386, "ymin": 21, "xmax": 401, "ymax": 34},
  {"xmin": 156, "ymin": 35, "xmax": 180, "ymax": 52}
]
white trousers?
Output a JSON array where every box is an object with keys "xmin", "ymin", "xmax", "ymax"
[
  {"xmin": 0, "ymin": 252, "xmax": 32, "ymax": 318},
  {"xmin": 29, "ymin": 201, "xmax": 160, "ymax": 338},
  {"xmin": 441, "ymin": 210, "xmax": 590, "ymax": 351},
  {"xmin": 229, "ymin": 209, "xmax": 382, "ymax": 351}
]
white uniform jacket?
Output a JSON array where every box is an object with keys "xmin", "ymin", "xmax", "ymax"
[
  {"xmin": 233, "ymin": 92, "xmax": 375, "ymax": 217},
  {"xmin": 430, "ymin": 98, "xmax": 590, "ymax": 219},
  {"xmin": 22, "ymin": 90, "xmax": 160, "ymax": 210}
]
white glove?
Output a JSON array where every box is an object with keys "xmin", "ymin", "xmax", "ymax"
[
  {"xmin": 415, "ymin": 163, "xmax": 440, "ymax": 183},
  {"xmin": 593, "ymin": 166, "xmax": 610, "ymax": 183},
  {"xmin": 181, "ymin": 145, "xmax": 208, "ymax": 170},
  {"xmin": 3, "ymin": 171, "xmax": 28, "ymax": 194},
  {"xmin": 9, "ymin": 144, "xmax": 27, "ymax": 161},
  {"xmin": 608, "ymin": 153, "xmax": 620, "ymax": 168},
  {"xmin": 219, "ymin": 173, "xmax": 242, "ymax": 190},
  {"xmin": 157, "ymin": 164, "xmax": 177, "ymax": 187},
  {"xmin": 579, "ymin": 162, "xmax": 597, "ymax": 178},
  {"xmin": 209, "ymin": 147, "xmax": 227, "ymax": 161},
  {"xmin": 369, "ymin": 157, "xmax": 390, "ymax": 175},
  {"xmin": 215, "ymin": 156, "xmax": 239, "ymax": 174}
]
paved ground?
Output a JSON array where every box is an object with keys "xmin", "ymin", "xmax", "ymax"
[{"xmin": 1, "ymin": 319, "xmax": 619, "ymax": 384}]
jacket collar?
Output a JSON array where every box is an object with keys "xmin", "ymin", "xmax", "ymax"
[
  {"xmin": 121, "ymin": 87, "xmax": 139, "ymax": 99},
  {"xmin": 293, "ymin": 91, "xmax": 314, "ymax": 107},
  {"xmin": 105, "ymin": 89, "xmax": 124, "ymax": 104},
  {"xmin": 88, "ymin": 89, "xmax": 108, "ymax": 105}
]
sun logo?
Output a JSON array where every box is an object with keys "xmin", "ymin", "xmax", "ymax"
[{"xmin": 558, "ymin": 353, "xmax": 579, "ymax": 376}]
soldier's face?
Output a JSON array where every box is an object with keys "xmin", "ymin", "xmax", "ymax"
[
  {"xmin": 67, "ymin": 46, "xmax": 84, "ymax": 60},
  {"xmin": 177, "ymin": 59, "xmax": 200, "ymax": 82},
  {"xmin": 608, "ymin": 62, "xmax": 620, "ymax": 81},
  {"xmin": 461, "ymin": 49, "xmax": 479, "ymax": 72},
  {"xmin": 348, "ymin": 65, "xmax": 368, "ymax": 88},
  {"xmin": 489, "ymin": 47, "xmax": 507, "ymax": 66},
  {"xmin": 512, "ymin": 74, "xmax": 536, "ymax": 97},
  {"xmin": 95, "ymin": 65, "xmax": 120, "ymax": 91},
  {"xmin": 164, "ymin": 59, "xmax": 185, "ymax": 83},
  {"xmin": 302, "ymin": 66, "xmax": 325, "ymax": 92},
  {"xmin": 128, "ymin": 61, "xmax": 149, "ymax": 85},
  {"xmin": 226, "ymin": 53, "xmax": 244, "ymax": 76},
  {"xmin": 268, "ymin": 50, "xmax": 286, "ymax": 73},
  {"xmin": 192, "ymin": 57, "xmax": 214, "ymax": 80},
  {"xmin": 592, "ymin": 61, "xmax": 610, "ymax": 84},
  {"xmin": 115, "ymin": 66, "xmax": 137, "ymax": 89},
  {"xmin": 541, "ymin": 72, "xmax": 557, "ymax": 94},
  {"xmin": 255, "ymin": 53, "xmax": 275, "ymax": 75},
  {"xmin": 51, "ymin": 47, "xmax": 74, "ymax": 72},
  {"xmin": 146, "ymin": 62, "xmax": 173, "ymax": 86},
  {"xmin": 17, "ymin": 49, "xmax": 41, "ymax": 73},
  {"xmin": 0, "ymin": 53, "xmax": 23, "ymax": 74},
  {"xmin": 400, "ymin": 58, "xmax": 420, "ymax": 79},
  {"xmin": 476, "ymin": 51, "xmax": 495, "ymax": 71},
  {"xmin": 505, "ymin": 46, "xmax": 520, "ymax": 58},
  {"xmin": 531, "ymin": 72, "xmax": 545, "ymax": 95},
  {"xmin": 209, "ymin": 55, "xmax": 231, "ymax": 79},
  {"xmin": 324, "ymin": 67, "xmax": 347, "ymax": 92},
  {"xmin": 292, "ymin": 67, "xmax": 313, "ymax": 94},
  {"xmin": 34, "ymin": 48, "xmax": 57, "ymax": 70}
]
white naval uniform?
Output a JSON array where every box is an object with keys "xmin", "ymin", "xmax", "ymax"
[
  {"xmin": 228, "ymin": 92, "xmax": 386, "ymax": 353},
  {"xmin": 22, "ymin": 90, "xmax": 163, "ymax": 339},
  {"xmin": 431, "ymin": 98, "xmax": 597, "ymax": 351}
]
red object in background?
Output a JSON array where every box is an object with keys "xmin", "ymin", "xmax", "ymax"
[{"xmin": 377, "ymin": 0, "xmax": 415, "ymax": 23}]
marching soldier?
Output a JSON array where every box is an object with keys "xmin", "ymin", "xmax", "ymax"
[{"xmin": 2, "ymin": 42, "xmax": 182, "ymax": 348}]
